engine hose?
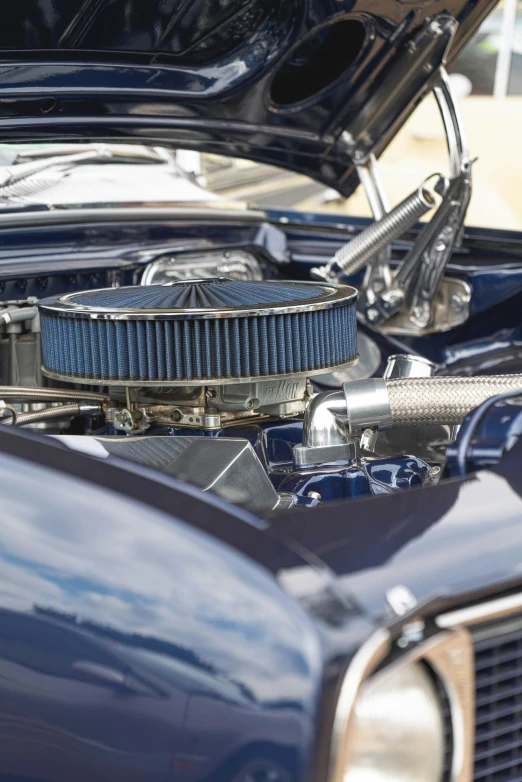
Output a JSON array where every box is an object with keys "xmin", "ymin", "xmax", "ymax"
[
  {"xmin": 386, "ymin": 375, "xmax": 522, "ymax": 426},
  {"xmin": 1, "ymin": 402, "xmax": 102, "ymax": 426},
  {"xmin": 0, "ymin": 386, "xmax": 109, "ymax": 402},
  {"xmin": 323, "ymin": 182, "xmax": 438, "ymax": 280},
  {"xmin": 342, "ymin": 375, "xmax": 522, "ymax": 433}
]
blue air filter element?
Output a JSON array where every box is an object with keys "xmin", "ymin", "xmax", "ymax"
[{"xmin": 38, "ymin": 278, "xmax": 358, "ymax": 385}]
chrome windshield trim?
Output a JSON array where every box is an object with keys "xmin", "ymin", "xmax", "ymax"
[{"xmin": 0, "ymin": 205, "xmax": 267, "ymax": 228}]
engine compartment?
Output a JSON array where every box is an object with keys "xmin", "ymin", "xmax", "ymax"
[
  {"xmin": 0, "ymin": 232, "xmax": 512, "ymax": 514},
  {"xmin": 0, "ymin": 169, "xmax": 521, "ymax": 516}
]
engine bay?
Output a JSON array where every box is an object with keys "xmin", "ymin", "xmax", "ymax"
[
  {"xmin": 2, "ymin": 223, "xmax": 520, "ymax": 516},
  {"xmin": 0, "ymin": 73, "xmax": 520, "ymax": 514}
]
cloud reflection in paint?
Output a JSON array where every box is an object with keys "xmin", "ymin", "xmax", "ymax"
[{"xmin": 0, "ymin": 452, "xmax": 321, "ymax": 707}]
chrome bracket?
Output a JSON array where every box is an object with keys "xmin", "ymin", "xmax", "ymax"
[{"xmin": 356, "ymin": 67, "xmax": 472, "ymax": 335}]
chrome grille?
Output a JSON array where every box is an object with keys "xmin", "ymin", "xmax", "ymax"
[{"xmin": 473, "ymin": 623, "xmax": 522, "ymax": 781}]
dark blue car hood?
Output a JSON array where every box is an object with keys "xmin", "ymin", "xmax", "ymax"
[{"xmin": 0, "ymin": 0, "xmax": 497, "ymax": 195}]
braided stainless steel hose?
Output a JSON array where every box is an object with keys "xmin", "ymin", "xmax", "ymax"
[
  {"xmin": 1, "ymin": 401, "xmax": 102, "ymax": 426},
  {"xmin": 311, "ymin": 177, "xmax": 441, "ymax": 282},
  {"xmin": 386, "ymin": 375, "xmax": 522, "ymax": 426},
  {"xmin": 0, "ymin": 386, "xmax": 109, "ymax": 402},
  {"xmin": 343, "ymin": 374, "xmax": 522, "ymax": 432},
  {"xmin": 300, "ymin": 373, "xmax": 522, "ymax": 453}
]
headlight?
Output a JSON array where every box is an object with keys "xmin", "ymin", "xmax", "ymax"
[{"xmin": 343, "ymin": 662, "xmax": 444, "ymax": 782}]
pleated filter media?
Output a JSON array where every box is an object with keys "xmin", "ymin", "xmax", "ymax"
[{"xmin": 38, "ymin": 279, "xmax": 358, "ymax": 384}]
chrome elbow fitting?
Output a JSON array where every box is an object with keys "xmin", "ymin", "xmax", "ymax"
[{"xmin": 293, "ymin": 390, "xmax": 358, "ymax": 467}]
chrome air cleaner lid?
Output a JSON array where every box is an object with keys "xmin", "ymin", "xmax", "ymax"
[{"xmin": 38, "ymin": 278, "xmax": 358, "ymax": 385}]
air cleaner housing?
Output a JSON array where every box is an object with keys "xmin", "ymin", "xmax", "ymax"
[{"xmin": 38, "ymin": 278, "xmax": 358, "ymax": 385}]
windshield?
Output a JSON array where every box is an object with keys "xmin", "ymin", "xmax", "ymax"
[{"xmin": 0, "ymin": 143, "xmax": 221, "ymax": 210}]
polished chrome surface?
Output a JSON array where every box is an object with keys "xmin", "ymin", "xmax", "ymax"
[
  {"xmin": 43, "ymin": 357, "xmax": 359, "ymax": 388},
  {"xmin": 328, "ymin": 629, "xmax": 392, "ymax": 782},
  {"xmin": 435, "ymin": 68, "xmax": 470, "ymax": 182},
  {"xmin": 383, "ymin": 68, "xmax": 472, "ymax": 333},
  {"xmin": 141, "ymin": 250, "xmax": 263, "ymax": 285},
  {"xmin": 386, "ymin": 585, "xmax": 418, "ymax": 616},
  {"xmin": 344, "ymin": 378, "xmax": 391, "ymax": 434},
  {"xmin": 293, "ymin": 440, "xmax": 358, "ymax": 468},
  {"xmin": 437, "ymin": 593, "xmax": 522, "ymax": 629},
  {"xmin": 318, "ymin": 331, "xmax": 382, "ymax": 387},
  {"xmin": 332, "ymin": 67, "xmax": 473, "ymax": 335},
  {"xmin": 377, "ymin": 352, "xmax": 447, "ymax": 462},
  {"xmin": 38, "ymin": 281, "xmax": 358, "ymax": 320},
  {"xmin": 301, "ymin": 389, "xmax": 348, "ymax": 448},
  {"xmin": 356, "ymin": 155, "xmax": 392, "ymax": 309},
  {"xmin": 311, "ymin": 181, "xmax": 437, "ymax": 283},
  {"xmin": 58, "ymin": 435, "xmax": 283, "ymax": 513},
  {"xmin": 380, "ymin": 277, "xmax": 472, "ymax": 336},
  {"xmin": 328, "ymin": 628, "xmax": 474, "ymax": 782},
  {"xmin": 0, "ymin": 206, "xmax": 267, "ymax": 229},
  {"xmin": 384, "ymin": 354, "xmax": 438, "ymax": 379}
]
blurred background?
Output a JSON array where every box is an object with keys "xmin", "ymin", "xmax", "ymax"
[{"xmin": 176, "ymin": 1, "xmax": 522, "ymax": 230}]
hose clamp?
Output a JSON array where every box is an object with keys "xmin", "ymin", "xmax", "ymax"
[{"xmin": 343, "ymin": 378, "xmax": 391, "ymax": 434}]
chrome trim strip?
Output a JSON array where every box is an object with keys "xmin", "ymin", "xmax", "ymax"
[
  {"xmin": 37, "ymin": 282, "xmax": 358, "ymax": 320},
  {"xmin": 0, "ymin": 206, "xmax": 267, "ymax": 228},
  {"xmin": 328, "ymin": 628, "xmax": 474, "ymax": 782},
  {"xmin": 437, "ymin": 591, "xmax": 522, "ymax": 629},
  {"xmin": 422, "ymin": 629, "xmax": 475, "ymax": 782},
  {"xmin": 329, "ymin": 589, "xmax": 522, "ymax": 782},
  {"xmin": 328, "ymin": 628, "xmax": 391, "ymax": 782},
  {"xmin": 41, "ymin": 355, "xmax": 360, "ymax": 387}
]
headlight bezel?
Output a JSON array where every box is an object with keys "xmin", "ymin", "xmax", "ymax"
[{"xmin": 328, "ymin": 627, "xmax": 474, "ymax": 782}]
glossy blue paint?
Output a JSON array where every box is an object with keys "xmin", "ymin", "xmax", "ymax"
[
  {"xmin": 276, "ymin": 456, "xmax": 431, "ymax": 501},
  {"xmin": 0, "ymin": 0, "xmax": 497, "ymax": 194},
  {"xmin": 0, "ymin": 1, "xmax": 521, "ymax": 778},
  {"xmin": 147, "ymin": 419, "xmax": 431, "ymax": 500},
  {"xmin": 0, "ymin": 217, "xmax": 282, "ymax": 300},
  {"xmin": 447, "ymin": 391, "xmax": 522, "ymax": 476},
  {"xmin": 5, "ymin": 403, "xmax": 522, "ymax": 781},
  {"xmin": 273, "ymin": 437, "xmax": 522, "ymax": 624},
  {"xmin": 0, "ymin": 427, "xmax": 327, "ymax": 782}
]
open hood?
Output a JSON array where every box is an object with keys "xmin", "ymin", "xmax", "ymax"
[{"xmin": 0, "ymin": 0, "xmax": 497, "ymax": 195}]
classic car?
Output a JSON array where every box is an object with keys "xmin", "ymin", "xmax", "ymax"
[{"xmin": 2, "ymin": 1, "xmax": 522, "ymax": 782}]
